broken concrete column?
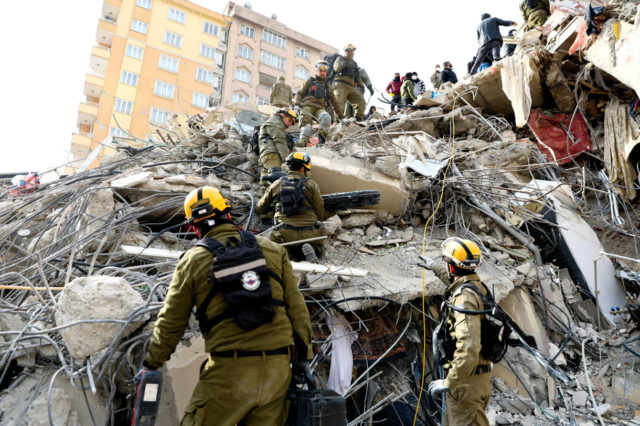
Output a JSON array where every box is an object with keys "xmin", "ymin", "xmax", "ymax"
[{"xmin": 55, "ymin": 276, "xmax": 146, "ymax": 359}]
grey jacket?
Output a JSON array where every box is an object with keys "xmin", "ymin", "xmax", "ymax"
[{"xmin": 477, "ymin": 17, "xmax": 516, "ymax": 46}]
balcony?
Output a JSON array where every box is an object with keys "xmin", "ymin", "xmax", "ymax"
[
  {"xmin": 84, "ymin": 74, "xmax": 104, "ymax": 98},
  {"xmin": 102, "ymin": 0, "xmax": 120, "ymax": 22},
  {"xmin": 77, "ymin": 102, "xmax": 98, "ymax": 127},
  {"xmin": 96, "ymin": 19, "xmax": 116, "ymax": 47},
  {"xmin": 90, "ymin": 45, "xmax": 110, "ymax": 76},
  {"xmin": 71, "ymin": 132, "xmax": 92, "ymax": 147}
]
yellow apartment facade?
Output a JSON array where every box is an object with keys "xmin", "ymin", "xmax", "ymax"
[{"xmin": 71, "ymin": 0, "xmax": 228, "ymax": 171}]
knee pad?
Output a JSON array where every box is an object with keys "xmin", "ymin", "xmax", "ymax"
[{"xmin": 318, "ymin": 112, "xmax": 332, "ymax": 127}]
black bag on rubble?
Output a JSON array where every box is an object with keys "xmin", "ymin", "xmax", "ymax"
[{"xmin": 287, "ymin": 373, "xmax": 347, "ymax": 426}]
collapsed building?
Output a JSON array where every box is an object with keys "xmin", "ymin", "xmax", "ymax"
[{"xmin": 1, "ymin": 0, "xmax": 640, "ymax": 424}]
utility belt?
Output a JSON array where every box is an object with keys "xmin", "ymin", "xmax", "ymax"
[
  {"xmin": 446, "ymin": 364, "xmax": 491, "ymax": 376},
  {"xmin": 211, "ymin": 346, "xmax": 289, "ymax": 358},
  {"xmin": 280, "ymin": 223, "xmax": 319, "ymax": 231},
  {"xmin": 335, "ymin": 79, "xmax": 358, "ymax": 87}
]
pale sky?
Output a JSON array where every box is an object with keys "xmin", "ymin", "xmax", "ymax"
[{"xmin": 0, "ymin": 0, "xmax": 521, "ymax": 174}]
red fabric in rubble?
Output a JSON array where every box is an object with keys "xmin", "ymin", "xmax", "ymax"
[{"xmin": 529, "ymin": 109, "xmax": 591, "ymax": 165}]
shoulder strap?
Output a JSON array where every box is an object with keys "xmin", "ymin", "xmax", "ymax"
[{"xmin": 459, "ymin": 283, "xmax": 486, "ymax": 302}]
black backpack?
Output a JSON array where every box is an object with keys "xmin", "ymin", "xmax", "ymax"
[
  {"xmin": 195, "ymin": 231, "xmax": 285, "ymax": 333},
  {"xmin": 324, "ymin": 53, "xmax": 341, "ymax": 83},
  {"xmin": 279, "ymin": 177, "xmax": 310, "ymax": 215},
  {"xmin": 433, "ymin": 282, "xmax": 511, "ymax": 366}
]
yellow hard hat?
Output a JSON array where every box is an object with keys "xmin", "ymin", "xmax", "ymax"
[
  {"xmin": 316, "ymin": 60, "xmax": 329, "ymax": 71},
  {"xmin": 441, "ymin": 238, "xmax": 482, "ymax": 270},
  {"xmin": 184, "ymin": 186, "xmax": 231, "ymax": 223},
  {"xmin": 279, "ymin": 109, "xmax": 298, "ymax": 124},
  {"xmin": 285, "ymin": 152, "xmax": 311, "ymax": 171},
  {"xmin": 344, "ymin": 43, "xmax": 356, "ymax": 51}
]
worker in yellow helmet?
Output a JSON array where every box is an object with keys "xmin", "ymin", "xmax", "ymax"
[
  {"xmin": 332, "ymin": 44, "xmax": 366, "ymax": 121},
  {"xmin": 141, "ymin": 186, "xmax": 312, "ymax": 425},
  {"xmin": 419, "ymin": 237, "xmax": 492, "ymax": 426},
  {"xmin": 258, "ymin": 109, "xmax": 298, "ymax": 182},
  {"xmin": 256, "ymin": 152, "xmax": 331, "ymax": 262}
]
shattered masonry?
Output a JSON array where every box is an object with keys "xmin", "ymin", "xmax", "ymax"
[{"xmin": 2, "ymin": 0, "xmax": 640, "ymax": 424}]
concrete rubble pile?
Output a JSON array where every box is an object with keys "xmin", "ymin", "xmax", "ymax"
[{"xmin": 2, "ymin": 4, "xmax": 640, "ymax": 425}]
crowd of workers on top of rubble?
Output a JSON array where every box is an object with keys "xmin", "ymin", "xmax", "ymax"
[{"xmin": 134, "ymin": 1, "xmax": 555, "ymax": 426}]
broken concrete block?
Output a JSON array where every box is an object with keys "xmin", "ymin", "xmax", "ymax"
[
  {"xmin": 573, "ymin": 390, "xmax": 588, "ymax": 407},
  {"xmin": 341, "ymin": 213, "xmax": 376, "ymax": 228},
  {"xmin": 336, "ymin": 232, "xmax": 354, "ymax": 245},
  {"xmin": 165, "ymin": 338, "xmax": 208, "ymax": 417},
  {"xmin": 365, "ymin": 225, "xmax": 383, "ymax": 239},
  {"xmin": 515, "ymin": 261, "xmax": 537, "ymax": 278},
  {"xmin": 495, "ymin": 412, "xmax": 516, "ymax": 425},
  {"xmin": 320, "ymin": 215, "xmax": 342, "ymax": 235},
  {"xmin": 306, "ymin": 274, "xmax": 338, "ymax": 291},
  {"xmin": 55, "ymin": 276, "xmax": 146, "ymax": 359}
]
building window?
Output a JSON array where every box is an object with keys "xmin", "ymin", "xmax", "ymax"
[
  {"xmin": 233, "ymin": 92, "xmax": 249, "ymax": 104},
  {"xmin": 114, "ymin": 98, "xmax": 133, "ymax": 115},
  {"xmin": 154, "ymin": 80, "xmax": 175, "ymax": 99},
  {"xmin": 203, "ymin": 21, "xmax": 219, "ymax": 36},
  {"xmin": 196, "ymin": 67, "xmax": 214, "ymax": 84},
  {"xmin": 168, "ymin": 8, "xmax": 186, "ymax": 24},
  {"xmin": 257, "ymin": 96, "xmax": 269, "ymax": 106},
  {"xmin": 200, "ymin": 43, "xmax": 216, "ymax": 60},
  {"xmin": 214, "ymin": 51, "xmax": 225, "ymax": 67},
  {"xmin": 158, "ymin": 55, "xmax": 179, "ymax": 72},
  {"xmin": 213, "ymin": 75, "xmax": 222, "ymax": 91},
  {"xmin": 239, "ymin": 24, "xmax": 254, "ymax": 38},
  {"xmin": 126, "ymin": 44, "xmax": 143, "ymax": 60},
  {"xmin": 164, "ymin": 31, "xmax": 183, "ymax": 48},
  {"xmin": 238, "ymin": 45, "xmax": 253, "ymax": 60},
  {"xmin": 110, "ymin": 127, "xmax": 128, "ymax": 137},
  {"xmin": 295, "ymin": 67, "xmax": 309, "ymax": 80},
  {"xmin": 150, "ymin": 107, "xmax": 170, "ymax": 124},
  {"xmin": 235, "ymin": 68, "xmax": 251, "ymax": 83},
  {"xmin": 192, "ymin": 92, "xmax": 209, "ymax": 108},
  {"xmin": 261, "ymin": 50, "xmax": 285, "ymax": 71},
  {"xmin": 262, "ymin": 29, "xmax": 286, "ymax": 49},
  {"xmin": 131, "ymin": 19, "xmax": 148, "ymax": 34},
  {"xmin": 296, "ymin": 47, "xmax": 310, "ymax": 60},
  {"xmin": 120, "ymin": 70, "xmax": 138, "ymax": 86},
  {"xmin": 135, "ymin": 0, "xmax": 151, "ymax": 10}
]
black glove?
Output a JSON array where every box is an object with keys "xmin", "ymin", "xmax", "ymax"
[
  {"xmin": 368, "ymin": 86, "xmax": 374, "ymax": 96},
  {"xmin": 293, "ymin": 361, "xmax": 310, "ymax": 377}
]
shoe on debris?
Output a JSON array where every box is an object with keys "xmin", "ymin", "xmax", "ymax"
[{"xmin": 302, "ymin": 243, "xmax": 318, "ymax": 263}]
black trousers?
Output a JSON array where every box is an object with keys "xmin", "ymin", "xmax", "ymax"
[
  {"xmin": 390, "ymin": 95, "xmax": 402, "ymax": 111},
  {"xmin": 470, "ymin": 39, "xmax": 502, "ymax": 75}
]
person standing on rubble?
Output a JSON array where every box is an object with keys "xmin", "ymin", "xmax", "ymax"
[
  {"xmin": 520, "ymin": 0, "xmax": 550, "ymax": 29},
  {"xmin": 139, "ymin": 186, "xmax": 313, "ymax": 425},
  {"xmin": 502, "ymin": 29, "xmax": 518, "ymax": 57},
  {"xmin": 419, "ymin": 238, "xmax": 492, "ymax": 426},
  {"xmin": 270, "ymin": 76, "xmax": 293, "ymax": 108},
  {"xmin": 401, "ymin": 72, "xmax": 417, "ymax": 106},
  {"xmin": 430, "ymin": 65, "xmax": 442, "ymax": 90},
  {"xmin": 440, "ymin": 62, "xmax": 458, "ymax": 85},
  {"xmin": 258, "ymin": 109, "xmax": 298, "ymax": 180},
  {"xmin": 294, "ymin": 60, "xmax": 344, "ymax": 146},
  {"xmin": 332, "ymin": 44, "xmax": 367, "ymax": 121},
  {"xmin": 470, "ymin": 13, "xmax": 517, "ymax": 75},
  {"xmin": 256, "ymin": 152, "xmax": 330, "ymax": 263},
  {"xmin": 412, "ymin": 72, "xmax": 426, "ymax": 98},
  {"xmin": 345, "ymin": 67, "xmax": 374, "ymax": 119},
  {"xmin": 386, "ymin": 72, "xmax": 403, "ymax": 111}
]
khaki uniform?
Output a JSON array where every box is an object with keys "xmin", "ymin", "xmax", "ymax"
[
  {"xmin": 258, "ymin": 113, "xmax": 290, "ymax": 175},
  {"xmin": 145, "ymin": 223, "xmax": 312, "ymax": 426},
  {"xmin": 430, "ymin": 70, "xmax": 441, "ymax": 90},
  {"xmin": 432, "ymin": 265, "xmax": 492, "ymax": 426},
  {"xmin": 345, "ymin": 68, "xmax": 372, "ymax": 118},
  {"xmin": 295, "ymin": 76, "xmax": 343, "ymax": 144},
  {"xmin": 270, "ymin": 79, "xmax": 292, "ymax": 108},
  {"xmin": 520, "ymin": 0, "xmax": 550, "ymax": 28},
  {"xmin": 256, "ymin": 170, "xmax": 330, "ymax": 259},
  {"xmin": 333, "ymin": 56, "xmax": 365, "ymax": 120}
]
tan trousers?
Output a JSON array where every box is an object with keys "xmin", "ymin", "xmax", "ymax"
[
  {"xmin": 333, "ymin": 82, "xmax": 365, "ymax": 120},
  {"xmin": 444, "ymin": 371, "xmax": 492, "ymax": 426}
]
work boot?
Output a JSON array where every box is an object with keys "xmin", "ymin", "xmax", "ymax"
[{"xmin": 302, "ymin": 243, "xmax": 318, "ymax": 263}]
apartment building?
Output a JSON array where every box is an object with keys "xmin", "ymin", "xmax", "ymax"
[
  {"xmin": 71, "ymin": 0, "xmax": 228, "ymax": 171},
  {"xmin": 221, "ymin": 2, "xmax": 338, "ymax": 107}
]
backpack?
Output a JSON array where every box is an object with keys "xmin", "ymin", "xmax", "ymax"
[
  {"xmin": 433, "ymin": 282, "xmax": 511, "ymax": 366},
  {"xmin": 279, "ymin": 177, "xmax": 310, "ymax": 215},
  {"xmin": 195, "ymin": 231, "xmax": 285, "ymax": 333},
  {"xmin": 323, "ymin": 53, "xmax": 341, "ymax": 83}
]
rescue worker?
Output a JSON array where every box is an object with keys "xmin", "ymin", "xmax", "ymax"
[
  {"xmin": 256, "ymin": 152, "xmax": 330, "ymax": 262},
  {"xmin": 139, "ymin": 186, "xmax": 313, "ymax": 425},
  {"xmin": 502, "ymin": 29, "xmax": 518, "ymax": 58},
  {"xmin": 520, "ymin": 0, "xmax": 550, "ymax": 29},
  {"xmin": 345, "ymin": 67, "xmax": 374, "ymax": 118},
  {"xmin": 258, "ymin": 109, "xmax": 298, "ymax": 180},
  {"xmin": 419, "ymin": 238, "xmax": 491, "ymax": 426},
  {"xmin": 294, "ymin": 60, "xmax": 343, "ymax": 146},
  {"xmin": 430, "ymin": 65, "xmax": 442, "ymax": 90},
  {"xmin": 333, "ymin": 44, "xmax": 366, "ymax": 121},
  {"xmin": 441, "ymin": 61, "xmax": 458, "ymax": 85},
  {"xmin": 470, "ymin": 13, "xmax": 517, "ymax": 75},
  {"xmin": 270, "ymin": 76, "xmax": 292, "ymax": 108},
  {"xmin": 400, "ymin": 72, "xmax": 416, "ymax": 106}
]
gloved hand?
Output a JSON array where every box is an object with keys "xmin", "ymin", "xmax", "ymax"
[
  {"xmin": 428, "ymin": 379, "xmax": 449, "ymax": 399},
  {"xmin": 513, "ymin": 22, "xmax": 518, "ymax": 27},
  {"xmin": 368, "ymin": 86, "xmax": 374, "ymax": 96},
  {"xmin": 292, "ymin": 361, "xmax": 310, "ymax": 377},
  {"xmin": 294, "ymin": 105, "xmax": 301, "ymax": 116},
  {"xmin": 417, "ymin": 255, "xmax": 436, "ymax": 270}
]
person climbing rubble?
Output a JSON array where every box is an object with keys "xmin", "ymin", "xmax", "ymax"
[
  {"xmin": 520, "ymin": 0, "xmax": 550, "ymax": 30},
  {"xmin": 502, "ymin": 28, "xmax": 518, "ymax": 57},
  {"xmin": 270, "ymin": 75, "xmax": 293, "ymax": 108},
  {"xmin": 345, "ymin": 67, "xmax": 374, "ymax": 119},
  {"xmin": 256, "ymin": 152, "xmax": 331, "ymax": 262},
  {"xmin": 419, "ymin": 238, "xmax": 492, "ymax": 426},
  {"xmin": 258, "ymin": 109, "xmax": 298, "ymax": 181},
  {"xmin": 294, "ymin": 60, "xmax": 344, "ymax": 146},
  {"xmin": 332, "ymin": 44, "xmax": 366, "ymax": 121},
  {"xmin": 139, "ymin": 186, "xmax": 312, "ymax": 425},
  {"xmin": 401, "ymin": 72, "xmax": 417, "ymax": 106},
  {"xmin": 470, "ymin": 13, "xmax": 517, "ymax": 75}
]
